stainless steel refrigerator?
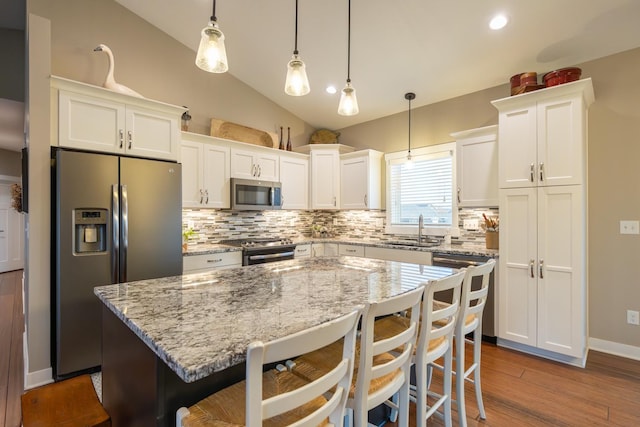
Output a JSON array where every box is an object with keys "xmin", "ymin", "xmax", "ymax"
[{"xmin": 52, "ymin": 148, "xmax": 182, "ymax": 379}]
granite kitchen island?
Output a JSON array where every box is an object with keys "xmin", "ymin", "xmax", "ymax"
[{"xmin": 94, "ymin": 256, "xmax": 456, "ymax": 427}]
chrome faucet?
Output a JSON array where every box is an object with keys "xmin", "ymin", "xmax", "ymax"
[{"xmin": 418, "ymin": 214, "xmax": 424, "ymax": 244}]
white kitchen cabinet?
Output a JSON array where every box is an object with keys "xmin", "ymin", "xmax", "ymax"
[
  {"xmin": 183, "ymin": 251, "xmax": 242, "ymax": 273},
  {"xmin": 181, "ymin": 133, "xmax": 230, "ymax": 209},
  {"xmin": 311, "ymin": 243, "xmax": 338, "ymax": 257},
  {"xmin": 492, "ymin": 79, "xmax": 594, "ymax": 189},
  {"xmin": 498, "ymin": 186, "xmax": 585, "ymax": 359},
  {"xmin": 294, "ymin": 244, "xmax": 311, "ymax": 258},
  {"xmin": 279, "ymin": 152, "xmax": 309, "ymax": 209},
  {"xmin": 452, "ymin": 125, "xmax": 498, "ymax": 207},
  {"xmin": 340, "ymin": 150, "xmax": 383, "ymax": 210},
  {"xmin": 230, "ymin": 147, "xmax": 279, "ymax": 181},
  {"xmin": 338, "ymin": 244, "xmax": 364, "ymax": 257},
  {"xmin": 493, "ymin": 79, "xmax": 593, "ymax": 365},
  {"xmin": 52, "ymin": 76, "xmax": 182, "ymax": 161},
  {"xmin": 364, "ymin": 247, "xmax": 432, "ymax": 264},
  {"xmin": 295, "ymin": 144, "xmax": 354, "ymax": 210}
]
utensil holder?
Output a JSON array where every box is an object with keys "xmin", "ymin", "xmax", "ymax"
[{"xmin": 486, "ymin": 231, "xmax": 499, "ymax": 249}]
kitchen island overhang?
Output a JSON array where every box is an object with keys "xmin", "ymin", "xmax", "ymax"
[{"xmin": 95, "ymin": 256, "xmax": 456, "ymax": 426}]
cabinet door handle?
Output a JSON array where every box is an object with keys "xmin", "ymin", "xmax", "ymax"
[
  {"xmin": 530, "ymin": 259, "xmax": 535, "ymax": 278},
  {"xmin": 530, "ymin": 163, "xmax": 535, "ymax": 182},
  {"xmin": 257, "ymin": 164, "xmax": 261, "ymax": 177},
  {"xmin": 127, "ymin": 131, "xmax": 133, "ymax": 149},
  {"xmin": 333, "ymin": 196, "xmax": 336, "ymax": 207},
  {"xmin": 364, "ymin": 194, "xmax": 368, "ymax": 207},
  {"xmin": 457, "ymin": 187, "xmax": 461, "ymax": 203},
  {"xmin": 119, "ymin": 129, "xmax": 124, "ymax": 148},
  {"xmin": 539, "ymin": 259, "xmax": 544, "ymax": 279},
  {"xmin": 539, "ymin": 162, "xmax": 544, "ymax": 182},
  {"xmin": 204, "ymin": 189, "xmax": 209, "ymax": 204}
]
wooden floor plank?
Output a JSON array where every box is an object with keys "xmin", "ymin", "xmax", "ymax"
[
  {"xmin": 6, "ymin": 270, "xmax": 23, "ymax": 427},
  {"xmin": 0, "ymin": 285, "xmax": 15, "ymax": 427}
]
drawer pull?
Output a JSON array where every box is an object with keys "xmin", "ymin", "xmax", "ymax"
[{"xmin": 207, "ymin": 258, "xmax": 223, "ymax": 263}]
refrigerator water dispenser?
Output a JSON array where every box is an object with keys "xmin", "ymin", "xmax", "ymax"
[{"xmin": 74, "ymin": 209, "xmax": 107, "ymax": 253}]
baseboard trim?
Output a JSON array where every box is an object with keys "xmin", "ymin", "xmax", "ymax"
[
  {"xmin": 25, "ymin": 367, "xmax": 53, "ymax": 390},
  {"xmin": 589, "ymin": 337, "xmax": 640, "ymax": 361},
  {"xmin": 496, "ymin": 338, "xmax": 586, "ymax": 367}
]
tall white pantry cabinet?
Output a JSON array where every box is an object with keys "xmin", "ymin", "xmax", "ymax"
[{"xmin": 491, "ymin": 79, "xmax": 594, "ymax": 366}]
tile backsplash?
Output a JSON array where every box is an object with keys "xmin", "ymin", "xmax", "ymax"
[{"xmin": 183, "ymin": 207, "xmax": 498, "ymax": 244}]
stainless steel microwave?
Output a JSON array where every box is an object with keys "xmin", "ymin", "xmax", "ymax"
[{"xmin": 231, "ymin": 178, "xmax": 282, "ymax": 210}]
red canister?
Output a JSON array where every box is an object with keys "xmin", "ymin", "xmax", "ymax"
[{"xmin": 543, "ymin": 67, "xmax": 582, "ymax": 87}]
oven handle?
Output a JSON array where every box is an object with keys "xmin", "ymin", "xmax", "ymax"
[
  {"xmin": 248, "ymin": 251, "xmax": 295, "ymax": 261},
  {"xmin": 432, "ymin": 256, "xmax": 484, "ymax": 267}
]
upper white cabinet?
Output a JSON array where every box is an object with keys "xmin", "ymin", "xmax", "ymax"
[
  {"xmin": 340, "ymin": 150, "xmax": 383, "ymax": 210},
  {"xmin": 52, "ymin": 76, "xmax": 182, "ymax": 161},
  {"xmin": 279, "ymin": 152, "xmax": 309, "ymax": 210},
  {"xmin": 181, "ymin": 133, "xmax": 230, "ymax": 209},
  {"xmin": 452, "ymin": 125, "xmax": 498, "ymax": 207},
  {"xmin": 230, "ymin": 147, "xmax": 279, "ymax": 181},
  {"xmin": 295, "ymin": 144, "xmax": 354, "ymax": 210},
  {"xmin": 492, "ymin": 79, "xmax": 594, "ymax": 189}
]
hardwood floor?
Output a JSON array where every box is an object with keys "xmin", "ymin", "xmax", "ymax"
[
  {"xmin": 2, "ymin": 267, "xmax": 639, "ymax": 426},
  {"xmin": 390, "ymin": 343, "xmax": 640, "ymax": 427},
  {"xmin": 0, "ymin": 269, "xmax": 24, "ymax": 427}
]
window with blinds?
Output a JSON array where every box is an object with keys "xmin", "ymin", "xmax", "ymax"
[{"xmin": 388, "ymin": 149, "xmax": 453, "ymax": 227}]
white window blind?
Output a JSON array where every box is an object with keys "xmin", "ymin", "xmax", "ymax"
[{"xmin": 389, "ymin": 150, "xmax": 453, "ymax": 226}]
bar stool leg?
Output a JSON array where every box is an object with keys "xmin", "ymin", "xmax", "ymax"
[
  {"xmin": 455, "ymin": 336, "xmax": 467, "ymax": 427},
  {"xmin": 473, "ymin": 329, "xmax": 486, "ymax": 419},
  {"xmin": 443, "ymin": 346, "xmax": 454, "ymax": 427}
]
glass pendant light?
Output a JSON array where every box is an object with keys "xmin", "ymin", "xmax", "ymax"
[
  {"xmin": 285, "ymin": 0, "xmax": 310, "ymax": 96},
  {"xmin": 338, "ymin": 0, "xmax": 359, "ymax": 116},
  {"xmin": 195, "ymin": 0, "xmax": 229, "ymax": 73},
  {"xmin": 405, "ymin": 92, "xmax": 415, "ymax": 167}
]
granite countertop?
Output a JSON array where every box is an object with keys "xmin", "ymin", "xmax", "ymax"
[
  {"xmin": 94, "ymin": 256, "xmax": 455, "ymax": 383},
  {"xmin": 183, "ymin": 238, "xmax": 498, "ymax": 258}
]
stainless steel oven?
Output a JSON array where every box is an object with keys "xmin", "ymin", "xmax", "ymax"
[
  {"xmin": 431, "ymin": 252, "xmax": 496, "ymax": 343},
  {"xmin": 221, "ymin": 238, "xmax": 296, "ymax": 266}
]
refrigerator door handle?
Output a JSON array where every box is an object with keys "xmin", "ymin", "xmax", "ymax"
[
  {"xmin": 112, "ymin": 184, "xmax": 120, "ymax": 283},
  {"xmin": 121, "ymin": 184, "xmax": 129, "ymax": 282}
]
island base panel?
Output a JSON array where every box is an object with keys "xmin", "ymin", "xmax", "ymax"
[{"xmin": 101, "ymin": 306, "xmax": 245, "ymax": 427}]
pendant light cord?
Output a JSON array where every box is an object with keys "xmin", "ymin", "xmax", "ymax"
[
  {"xmin": 408, "ymin": 98, "xmax": 411, "ymax": 155},
  {"xmin": 211, "ymin": 0, "xmax": 217, "ymax": 22},
  {"xmin": 346, "ymin": 0, "xmax": 352, "ymax": 83},
  {"xmin": 294, "ymin": 0, "xmax": 299, "ymax": 55}
]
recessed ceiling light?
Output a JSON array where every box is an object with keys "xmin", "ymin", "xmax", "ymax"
[
  {"xmin": 326, "ymin": 85, "xmax": 337, "ymax": 94},
  {"xmin": 489, "ymin": 14, "xmax": 508, "ymax": 30}
]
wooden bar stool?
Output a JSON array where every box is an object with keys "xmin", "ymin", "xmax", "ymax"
[
  {"xmin": 176, "ymin": 309, "xmax": 361, "ymax": 427},
  {"xmin": 289, "ymin": 286, "xmax": 424, "ymax": 427},
  {"xmin": 450, "ymin": 259, "xmax": 496, "ymax": 427},
  {"xmin": 21, "ymin": 374, "xmax": 110, "ymax": 427}
]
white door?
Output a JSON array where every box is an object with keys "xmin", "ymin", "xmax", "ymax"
[
  {"xmin": 498, "ymin": 187, "xmax": 537, "ymax": 346},
  {"xmin": 0, "ymin": 181, "xmax": 24, "ymax": 273},
  {"xmin": 181, "ymin": 141, "xmax": 203, "ymax": 208},
  {"xmin": 341, "ymin": 155, "xmax": 368, "ymax": 209},
  {"xmin": 498, "ymin": 105, "xmax": 537, "ymax": 189},
  {"xmin": 202, "ymin": 144, "xmax": 230, "ymax": 208},
  {"xmin": 536, "ymin": 185, "xmax": 585, "ymax": 357},
  {"xmin": 280, "ymin": 155, "xmax": 308, "ymax": 209},
  {"xmin": 537, "ymin": 95, "xmax": 585, "ymax": 187},
  {"xmin": 125, "ymin": 106, "xmax": 179, "ymax": 161}
]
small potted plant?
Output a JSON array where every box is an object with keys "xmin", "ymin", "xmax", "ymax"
[{"xmin": 182, "ymin": 227, "xmax": 196, "ymax": 252}]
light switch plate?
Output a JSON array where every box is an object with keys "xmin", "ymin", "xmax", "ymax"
[
  {"xmin": 376, "ymin": 218, "xmax": 384, "ymax": 227},
  {"xmin": 627, "ymin": 310, "xmax": 640, "ymax": 325},
  {"xmin": 620, "ymin": 220, "xmax": 639, "ymax": 235}
]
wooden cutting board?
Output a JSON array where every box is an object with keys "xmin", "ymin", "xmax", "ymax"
[{"xmin": 210, "ymin": 118, "xmax": 277, "ymax": 148}]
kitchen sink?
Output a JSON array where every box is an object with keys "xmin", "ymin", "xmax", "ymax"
[{"xmin": 384, "ymin": 240, "xmax": 441, "ymax": 248}]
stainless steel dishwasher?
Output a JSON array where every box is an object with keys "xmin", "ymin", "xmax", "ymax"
[{"xmin": 431, "ymin": 252, "xmax": 496, "ymax": 343}]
